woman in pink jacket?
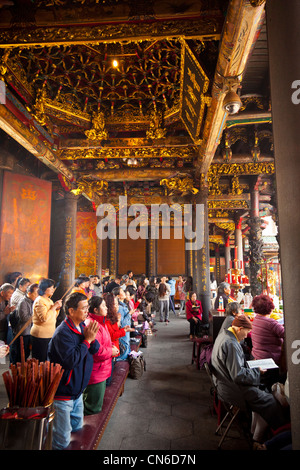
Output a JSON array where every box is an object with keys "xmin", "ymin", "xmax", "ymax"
[
  {"xmin": 83, "ymin": 296, "xmax": 119, "ymax": 415},
  {"xmin": 251, "ymin": 294, "xmax": 285, "ymax": 390}
]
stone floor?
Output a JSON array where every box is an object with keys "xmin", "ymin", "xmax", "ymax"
[
  {"xmin": 97, "ymin": 312, "xmax": 251, "ymax": 451},
  {"xmin": 0, "ymin": 312, "xmax": 251, "ymax": 452}
]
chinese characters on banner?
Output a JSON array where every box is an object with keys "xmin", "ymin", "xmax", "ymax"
[
  {"xmin": 0, "ymin": 171, "xmax": 52, "ymax": 283},
  {"xmin": 180, "ymin": 40, "xmax": 210, "ymax": 144}
]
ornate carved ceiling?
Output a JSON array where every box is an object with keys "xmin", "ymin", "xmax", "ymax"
[{"xmin": 0, "ymin": 0, "xmax": 274, "ymax": 244}]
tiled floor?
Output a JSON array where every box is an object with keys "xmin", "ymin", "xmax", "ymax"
[{"xmin": 97, "ymin": 313, "xmax": 250, "ymax": 451}]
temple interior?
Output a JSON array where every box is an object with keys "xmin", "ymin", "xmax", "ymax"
[{"xmin": 0, "ymin": 0, "xmax": 299, "ymax": 452}]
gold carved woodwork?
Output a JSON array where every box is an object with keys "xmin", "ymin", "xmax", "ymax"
[
  {"xmin": 33, "ymin": 87, "xmax": 49, "ymax": 126},
  {"xmin": 240, "ymin": 95, "xmax": 265, "ymax": 112},
  {"xmin": 207, "ymin": 172, "xmax": 222, "ymax": 196},
  {"xmin": 71, "ymin": 178, "xmax": 108, "ymax": 200},
  {"xmin": 208, "ymin": 162, "xmax": 275, "ymax": 178},
  {"xmin": 251, "ymin": 129, "xmax": 261, "ymax": 162},
  {"xmin": 160, "ymin": 176, "xmax": 199, "ymax": 195},
  {"xmin": 85, "ymin": 111, "xmax": 108, "ymax": 141},
  {"xmin": 209, "ymin": 235, "xmax": 224, "ymax": 245},
  {"xmin": 208, "ymin": 200, "xmax": 249, "ymax": 210},
  {"xmin": 215, "ymin": 222, "xmax": 236, "ymax": 232},
  {"xmin": 0, "ymin": 19, "xmax": 222, "ymax": 48},
  {"xmin": 230, "ymin": 175, "xmax": 243, "ymax": 196},
  {"xmin": 208, "ymin": 210, "xmax": 230, "ymax": 219},
  {"xmin": 146, "ymin": 112, "xmax": 166, "ymax": 140},
  {"xmin": 58, "ymin": 146, "xmax": 197, "ymax": 161},
  {"xmin": 221, "ymin": 130, "xmax": 232, "ymax": 162}
]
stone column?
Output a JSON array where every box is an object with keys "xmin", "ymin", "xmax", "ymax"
[
  {"xmin": 224, "ymin": 235, "xmax": 231, "ymax": 273},
  {"xmin": 267, "ymin": 0, "xmax": 300, "ymax": 449},
  {"xmin": 109, "ymin": 238, "xmax": 117, "ymax": 277},
  {"xmin": 215, "ymin": 244, "xmax": 221, "ymax": 284},
  {"xmin": 235, "ymin": 215, "xmax": 243, "ymax": 267},
  {"xmin": 194, "ymin": 184, "xmax": 211, "ymax": 324},
  {"xmin": 147, "ymin": 235, "xmax": 157, "ymax": 278},
  {"xmin": 49, "ymin": 192, "xmax": 78, "ymax": 300},
  {"xmin": 96, "ymin": 238, "xmax": 102, "ymax": 278},
  {"xmin": 247, "ymin": 178, "xmax": 263, "ymax": 297}
]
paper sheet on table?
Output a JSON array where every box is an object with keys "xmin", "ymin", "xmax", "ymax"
[{"xmin": 247, "ymin": 358, "xmax": 278, "ymax": 369}]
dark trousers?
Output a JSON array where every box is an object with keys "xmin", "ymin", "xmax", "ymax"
[
  {"xmin": 169, "ymin": 295, "xmax": 176, "ymax": 313},
  {"xmin": 188, "ymin": 318, "xmax": 200, "ymax": 336},
  {"xmin": 10, "ymin": 335, "xmax": 31, "ymax": 364},
  {"xmin": 106, "ymin": 358, "xmax": 115, "ymax": 386},
  {"xmin": 31, "ymin": 335, "xmax": 51, "ymax": 362}
]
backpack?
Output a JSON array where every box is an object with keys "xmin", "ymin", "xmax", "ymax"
[
  {"xmin": 199, "ymin": 344, "xmax": 213, "ymax": 370},
  {"xmin": 129, "ymin": 353, "xmax": 146, "ymax": 379}
]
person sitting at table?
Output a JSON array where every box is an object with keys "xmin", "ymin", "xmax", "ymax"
[
  {"xmin": 186, "ymin": 291, "xmax": 203, "ymax": 339},
  {"xmin": 251, "ymin": 294, "xmax": 286, "ymax": 390},
  {"xmin": 211, "ymin": 314, "xmax": 288, "ymax": 441},
  {"xmin": 214, "ymin": 282, "xmax": 231, "ymax": 310}
]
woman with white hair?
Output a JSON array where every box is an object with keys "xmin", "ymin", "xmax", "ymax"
[{"xmin": 214, "ymin": 281, "xmax": 231, "ymax": 310}]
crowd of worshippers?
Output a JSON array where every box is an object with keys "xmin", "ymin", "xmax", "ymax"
[
  {"xmin": 0, "ymin": 270, "xmax": 194, "ymax": 449},
  {"xmin": 0, "ymin": 272, "xmax": 291, "ymax": 449}
]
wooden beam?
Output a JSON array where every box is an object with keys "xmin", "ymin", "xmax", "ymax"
[
  {"xmin": 0, "ymin": 17, "xmax": 223, "ymax": 48},
  {"xmin": 82, "ymin": 168, "xmax": 182, "ymax": 182},
  {"xmin": 198, "ymin": 0, "xmax": 266, "ymax": 175},
  {"xmin": 0, "ymin": 104, "xmax": 74, "ymax": 182}
]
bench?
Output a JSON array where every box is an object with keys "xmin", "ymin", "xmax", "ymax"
[
  {"xmin": 66, "ymin": 336, "xmax": 142, "ymax": 450},
  {"xmin": 66, "ymin": 360, "xmax": 130, "ymax": 450},
  {"xmin": 191, "ymin": 336, "xmax": 212, "ymax": 369}
]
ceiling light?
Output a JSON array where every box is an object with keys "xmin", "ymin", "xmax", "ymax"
[
  {"xmin": 112, "ymin": 59, "xmax": 119, "ymax": 68},
  {"xmin": 223, "ymin": 89, "xmax": 242, "ymax": 115}
]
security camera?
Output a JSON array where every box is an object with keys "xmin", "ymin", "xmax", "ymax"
[{"xmin": 223, "ymin": 90, "xmax": 242, "ymax": 115}]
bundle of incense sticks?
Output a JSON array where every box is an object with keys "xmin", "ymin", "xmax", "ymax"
[{"xmin": 2, "ymin": 337, "xmax": 64, "ymax": 408}]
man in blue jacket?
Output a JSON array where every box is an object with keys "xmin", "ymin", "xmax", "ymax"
[{"xmin": 48, "ymin": 292, "xmax": 100, "ymax": 450}]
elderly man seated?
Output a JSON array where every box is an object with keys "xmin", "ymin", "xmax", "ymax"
[{"xmin": 211, "ymin": 314, "xmax": 289, "ymax": 441}]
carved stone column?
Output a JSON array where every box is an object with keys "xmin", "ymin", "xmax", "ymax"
[
  {"xmin": 147, "ymin": 226, "xmax": 157, "ymax": 278},
  {"xmin": 224, "ymin": 235, "xmax": 231, "ymax": 273},
  {"xmin": 49, "ymin": 192, "xmax": 78, "ymax": 300},
  {"xmin": 194, "ymin": 181, "xmax": 210, "ymax": 324},
  {"xmin": 109, "ymin": 238, "xmax": 117, "ymax": 277},
  {"xmin": 235, "ymin": 215, "xmax": 243, "ymax": 266},
  {"xmin": 96, "ymin": 238, "xmax": 102, "ymax": 278},
  {"xmin": 215, "ymin": 244, "xmax": 221, "ymax": 285},
  {"xmin": 247, "ymin": 179, "xmax": 263, "ymax": 297}
]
